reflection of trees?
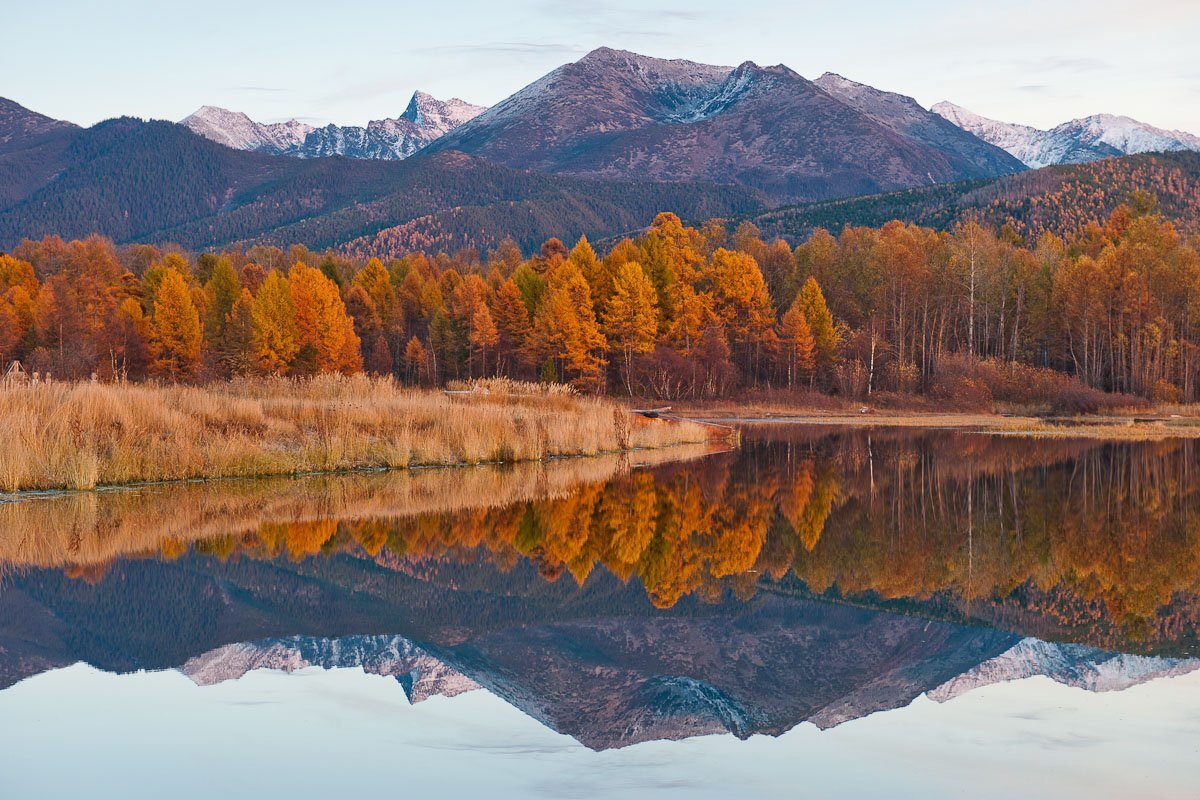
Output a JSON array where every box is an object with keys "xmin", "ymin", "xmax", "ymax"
[{"xmin": 20, "ymin": 426, "xmax": 1200, "ymax": 646}]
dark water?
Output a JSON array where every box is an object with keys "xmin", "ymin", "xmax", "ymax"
[{"xmin": 2, "ymin": 427, "xmax": 1199, "ymax": 798}]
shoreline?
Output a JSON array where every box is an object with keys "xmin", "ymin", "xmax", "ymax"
[
  {"xmin": 669, "ymin": 407, "xmax": 1200, "ymax": 440},
  {"xmin": 0, "ymin": 440, "xmax": 730, "ymax": 505}
]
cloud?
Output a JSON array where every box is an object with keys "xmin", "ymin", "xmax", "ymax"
[
  {"xmin": 232, "ymin": 85, "xmax": 287, "ymax": 93},
  {"xmin": 1015, "ymin": 84, "xmax": 1051, "ymax": 93}
]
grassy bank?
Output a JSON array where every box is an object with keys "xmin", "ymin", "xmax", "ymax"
[{"xmin": 0, "ymin": 376, "xmax": 715, "ymax": 492}]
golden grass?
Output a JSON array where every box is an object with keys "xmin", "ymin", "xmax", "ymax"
[
  {"xmin": 0, "ymin": 376, "xmax": 715, "ymax": 492},
  {"xmin": 0, "ymin": 442, "xmax": 722, "ymax": 571}
]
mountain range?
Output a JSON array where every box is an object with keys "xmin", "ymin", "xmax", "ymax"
[{"xmin": 1, "ymin": 47, "xmax": 1199, "ymax": 253}]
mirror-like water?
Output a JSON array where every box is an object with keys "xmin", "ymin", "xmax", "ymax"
[{"xmin": 2, "ymin": 427, "xmax": 1199, "ymax": 798}]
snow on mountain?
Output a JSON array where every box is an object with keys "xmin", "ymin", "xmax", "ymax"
[
  {"xmin": 428, "ymin": 47, "xmax": 1022, "ymax": 204},
  {"xmin": 180, "ymin": 106, "xmax": 313, "ymax": 153},
  {"xmin": 180, "ymin": 91, "xmax": 485, "ymax": 160},
  {"xmin": 932, "ymin": 101, "xmax": 1200, "ymax": 168},
  {"xmin": 928, "ymin": 638, "xmax": 1200, "ymax": 702},
  {"xmin": 180, "ymin": 635, "xmax": 480, "ymax": 703},
  {"xmin": 1056, "ymin": 113, "xmax": 1200, "ymax": 157}
]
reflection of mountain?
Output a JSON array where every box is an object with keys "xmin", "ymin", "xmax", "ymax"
[
  {"xmin": 2, "ymin": 552, "xmax": 1196, "ymax": 749},
  {"xmin": 928, "ymin": 638, "xmax": 1200, "ymax": 701}
]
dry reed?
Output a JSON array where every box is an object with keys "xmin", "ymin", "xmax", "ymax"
[{"xmin": 0, "ymin": 376, "xmax": 715, "ymax": 493}]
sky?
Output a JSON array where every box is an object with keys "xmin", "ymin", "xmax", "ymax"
[{"xmin": 4, "ymin": 0, "xmax": 1199, "ymax": 133}]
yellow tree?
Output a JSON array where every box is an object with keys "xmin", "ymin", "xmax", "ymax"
[
  {"xmin": 289, "ymin": 264, "xmax": 362, "ymax": 374},
  {"xmin": 602, "ymin": 261, "xmax": 659, "ymax": 395},
  {"xmin": 710, "ymin": 248, "xmax": 775, "ymax": 380},
  {"xmin": 149, "ymin": 268, "xmax": 202, "ymax": 380},
  {"xmin": 0, "ymin": 254, "xmax": 38, "ymax": 365},
  {"xmin": 469, "ymin": 300, "xmax": 500, "ymax": 376},
  {"xmin": 251, "ymin": 269, "xmax": 299, "ymax": 374},
  {"xmin": 531, "ymin": 261, "xmax": 607, "ymax": 391},
  {"xmin": 778, "ymin": 299, "xmax": 816, "ymax": 388},
  {"xmin": 795, "ymin": 276, "xmax": 840, "ymax": 386}
]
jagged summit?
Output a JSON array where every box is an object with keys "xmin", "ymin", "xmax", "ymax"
[
  {"xmin": 180, "ymin": 90, "xmax": 484, "ymax": 161},
  {"xmin": 399, "ymin": 90, "xmax": 485, "ymax": 132}
]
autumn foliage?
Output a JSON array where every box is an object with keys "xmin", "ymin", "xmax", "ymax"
[{"xmin": 4, "ymin": 202, "xmax": 1200, "ymax": 403}]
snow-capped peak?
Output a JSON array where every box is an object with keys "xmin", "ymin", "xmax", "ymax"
[
  {"xmin": 400, "ymin": 90, "xmax": 486, "ymax": 135},
  {"xmin": 933, "ymin": 101, "xmax": 1200, "ymax": 168},
  {"xmin": 180, "ymin": 105, "xmax": 313, "ymax": 153},
  {"xmin": 1055, "ymin": 113, "xmax": 1200, "ymax": 155}
]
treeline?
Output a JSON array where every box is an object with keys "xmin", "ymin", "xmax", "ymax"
[{"xmin": 1, "ymin": 204, "xmax": 1198, "ymax": 402}]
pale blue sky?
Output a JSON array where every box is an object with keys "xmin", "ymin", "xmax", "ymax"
[{"xmin": 5, "ymin": 0, "xmax": 1198, "ymax": 133}]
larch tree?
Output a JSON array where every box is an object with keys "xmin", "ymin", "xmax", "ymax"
[
  {"xmin": 469, "ymin": 300, "xmax": 500, "ymax": 376},
  {"xmin": 602, "ymin": 260, "xmax": 659, "ymax": 395},
  {"xmin": 149, "ymin": 267, "xmax": 202, "ymax": 380},
  {"xmin": 250, "ymin": 269, "xmax": 299, "ymax": 374},
  {"xmin": 288, "ymin": 263, "xmax": 362, "ymax": 375},
  {"xmin": 778, "ymin": 300, "xmax": 816, "ymax": 389},
  {"xmin": 795, "ymin": 276, "xmax": 840, "ymax": 387},
  {"xmin": 492, "ymin": 277, "xmax": 534, "ymax": 377},
  {"xmin": 531, "ymin": 261, "xmax": 607, "ymax": 392},
  {"xmin": 710, "ymin": 248, "xmax": 775, "ymax": 380},
  {"xmin": 203, "ymin": 257, "xmax": 241, "ymax": 375},
  {"xmin": 403, "ymin": 335, "xmax": 429, "ymax": 385}
]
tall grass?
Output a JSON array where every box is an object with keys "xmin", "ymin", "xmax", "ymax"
[{"xmin": 0, "ymin": 376, "xmax": 715, "ymax": 492}]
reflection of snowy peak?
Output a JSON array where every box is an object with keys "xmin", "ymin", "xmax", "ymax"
[
  {"xmin": 180, "ymin": 91, "xmax": 484, "ymax": 160},
  {"xmin": 180, "ymin": 635, "xmax": 480, "ymax": 702},
  {"xmin": 932, "ymin": 101, "xmax": 1200, "ymax": 168},
  {"xmin": 929, "ymin": 638, "xmax": 1200, "ymax": 701}
]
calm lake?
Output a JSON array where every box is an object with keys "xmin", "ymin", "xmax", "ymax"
[{"xmin": 2, "ymin": 426, "xmax": 1199, "ymax": 798}]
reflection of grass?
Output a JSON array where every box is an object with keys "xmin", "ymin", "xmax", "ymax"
[
  {"xmin": 0, "ymin": 376, "xmax": 714, "ymax": 492},
  {"xmin": 0, "ymin": 441, "xmax": 722, "ymax": 570}
]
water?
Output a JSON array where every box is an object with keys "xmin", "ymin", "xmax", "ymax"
[{"xmin": 2, "ymin": 426, "xmax": 1199, "ymax": 798}]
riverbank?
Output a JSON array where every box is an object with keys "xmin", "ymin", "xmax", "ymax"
[
  {"xmin": 668, "ymin": 401, "xmax": 1200, "ymax": 440},
  {"xmin": 662, "ymin": 400, "xmax": 1200, "ymax": 443},
  {"xmin": 0, "ymin": 377, "xmax": 716, "ymax": 492}
]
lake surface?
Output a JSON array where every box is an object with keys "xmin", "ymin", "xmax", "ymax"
[{"xmin": 2, "ymin": 426, "xmax": 1199, "ymax": 798}]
